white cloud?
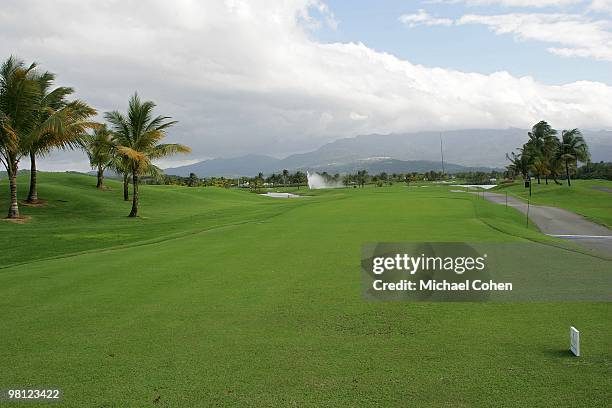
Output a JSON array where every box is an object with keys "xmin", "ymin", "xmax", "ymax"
[
  {"xmin": 0, "ymin": 0, "xmax": 610, "ymax": 170},
  {"xmin": 589, "ymin": 0, "xmax": 612, "ymax": 14},
  {"xmin": 349, "ymin": 112, "xmax": 368, "ymax": 120},
  {"xmin": 426, "ymin": 0, "xmax": 584, "ymax": 7},
  {"xmin": 399, "ymin": 9, "xmax": 453, "ymax": 27},
  {"xmin": 458, "ymin": 12, "xmax": 612, "ymax": 61}
]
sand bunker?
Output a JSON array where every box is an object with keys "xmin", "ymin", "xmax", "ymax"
[
  {"xmin": 260, "ymin": 192, "xmax": 303, "ymax": 198},
  {"xmin": 455, "ymin": 184, "xmax": 497, "ymax": 190}
]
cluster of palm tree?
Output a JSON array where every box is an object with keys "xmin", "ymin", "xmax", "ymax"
[
  {"xmin": 84, "ymin": 93, "xmax": 191, "ymax": 217},
  {"xmin": 0, "ymin": 57, "xmax": 96, "ymax": 218},
  {"xmin": 506, "ymin": 121, "xmax": 590, "ymax": 187},
  {"xmin": 263, "ymin": 170, "xmax": 308, "ymax": 187},
  {"xmin": 0, "ymin": 56, "xmax": 190, "ymax": 219},
  {"xmin": 342, "ymin": 170, "xmax": 368, "ymax": 187}
]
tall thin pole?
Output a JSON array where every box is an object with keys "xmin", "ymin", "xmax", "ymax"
[
  {"xmin": 526, "ymin": 199, "xmax": 530, "ymax": 229},
  {"xmin": 439, "ymin": 133, "xmax": 445, "ymax": 176}
]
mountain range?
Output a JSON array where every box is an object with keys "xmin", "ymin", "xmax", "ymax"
[{"xmin": 164, "ymin": 128, "xmax": 612, "ymax": 177}]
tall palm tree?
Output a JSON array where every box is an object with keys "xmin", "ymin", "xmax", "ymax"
[
  {"xmin": 0, "ymin": 57, "xmax": 96, "ymax": 217},
  {"xmin": 282, "ymin": 169, "xmax": 289, "ymax": 187},
  {"xmin": 543, "ymin": 131, "xmax": 561, "ymax": 185},
  {"xmin": 525, "ymin": 121, "xmax": 556, "ymax": 184},
  {"xmin": 543, "ymin": 136, "xmax": 564, "ymax": 185},
  {"xmin": 357, "ymin": 169, "xmax": 368, "ymax": 188},
  {"xmin": 105, "ymin": 93, "xmax": 190, "ymax": 217},
  {"xmin": 557, "ymin": 129, "xmax": 590, "ymax": 187},
  {"xmin": 0, "ymin": 57, "xmax": 39, "ymax": 218},
  {"xmin": 26, "ymin": 73, "xmax": 96, "ymax": 202},
  {"xmin": 84, "ymin": 124, "xmax": 115, "ymax": 189}
]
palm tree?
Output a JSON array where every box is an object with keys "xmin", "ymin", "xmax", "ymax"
[
  {"xmin": 357, "ymin": 170, "xmax": 368, "ymax": 188},
  {"xmin": 525, "ymin": 121, "xmax": 556, "ymax": 184},
  {"xmin": 107, "ymin": 154, "xmax": 131, "ymax": 201},
  {"xmin": 282, "ymin": 169, "xmax": 289, "ymax": 187},
  {"xmin": 557, "ymin": 129, "xmax": 590, "ymax": 187},
  {"xmin": 109, "ymin": 154, "xmax": 162, "ymax": 201},
  {"xmin": 84, "ymin": 124, "xmax": 115, "ymax": 189},
  {"xmin": 293, "ymin": 170, "xmax": 307, "ymax": 189},
  {"xmin": 544, "ymin": 136, "xmax": 564, "ymax": 185},
  {"xmin": 530, "ymin": 157, "xmax": 550, "ymax": 184},
  {"xmin": 541, "ymin": 130, "xmax": 561, "ymax": 185},
  {"xmin": 0, "ymin": 57, "xmax": 96, "ymax": 217},
  {"xmin": 505, "ymin": 150, "xmax": 530, "ymax": 180},
  {"xmin": 548, "ymin": 159, "xmax": 564, "ymax": 185},
  {"xmin": 105, "ymin": 93, "xmax": 190, "ymax": 217},
  {"xmin": 26, "ymin": 73, "xmax": 96, "ymax": 202},
  {"xmin": 0, "ymin": 57, "xmax": 38, "ymax": 218}
]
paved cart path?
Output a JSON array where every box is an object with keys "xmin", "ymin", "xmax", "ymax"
[{"xmin": 479, "ymin": 192, "xmax": 612, "ymax": 255}]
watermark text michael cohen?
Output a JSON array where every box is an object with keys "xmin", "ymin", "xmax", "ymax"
[
  {"xmin": 373, "ymin": 278, "xmax": 512, "ymax": 292},
  {"xmin": 361, "ymin": 243, "xmax": 611, "ymax": 302},
  {"xmin": 370, "ymin": 252, "xmax": 512, "ymax": 293}
]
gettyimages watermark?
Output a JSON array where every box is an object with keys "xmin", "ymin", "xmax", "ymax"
[{"xmin": 362, "ymin": 243, "xmax": 612, "ymax": 302}]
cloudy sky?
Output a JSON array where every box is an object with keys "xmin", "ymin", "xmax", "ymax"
[{"xmin": 1, "ymin": 0, "xmax": 611, "ymax": 170}]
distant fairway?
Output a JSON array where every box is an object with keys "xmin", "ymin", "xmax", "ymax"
[{"xmin": 0, "ymin": 173, "xmax": 610, "ymax": 407}]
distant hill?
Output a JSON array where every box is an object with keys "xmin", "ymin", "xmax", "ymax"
[
  {"xmin": 306, "ymin": 158, "xmax": 499, "ymax": 175},
  {"xmin": 164, "ymin": 154, "xmax": 281, "ymax": 177},
  {"xmin": 164, "ymin": 128, "xmax": 612, "ymax": 177},
  {"xmin": 165, "ymin": 156, "xmax": 499, "ymax": 177}
]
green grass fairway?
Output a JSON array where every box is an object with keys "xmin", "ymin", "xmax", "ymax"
[
  {"xmin": 495, "ymin": 179, "xmax": 612, "ymax": 228},
  {"xmin": 1, "ymin": 173, "xmax": 610, "ymax": 407}
]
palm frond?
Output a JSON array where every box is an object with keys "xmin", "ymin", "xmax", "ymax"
[
  {"xmin": 116, "ymin": 145, "xmax": 147, "ymax": 162},
  {"xmin": 105, "ymin": 92, "xmax": 189, "ymax": 183},
  {"xmin": 149, "ymin": 143, "xmax": 191, "ymax": 159}
]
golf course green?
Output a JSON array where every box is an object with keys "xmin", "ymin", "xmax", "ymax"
[{"xmin": 1, "ymin": 173, "xmax": 610, "ymax": 407}]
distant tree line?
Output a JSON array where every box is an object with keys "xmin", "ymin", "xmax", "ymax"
[
  {"xmin": 454, "ymin": 171, "xmax": 506, "ymax": 184},
  {"xmin": 263, "ymin": 170, "xmax": 308, "ymax": 188},
  {"xmin": 343, "ymin": 170, "xmax": 508, "ymax": 186},
  {"xmin": 136, "ymin": 166, "xmax": 531, "ymax": 192},
  {"xmin": 505, "ymin": 121, "xmax": 590, "ymax": 187},
  {"xmin": 154, "ymin": 168, "xmax": 517, "ymax": 190},
  {"xmin": 575, "ymin": 161, "xmax": 612, "ymax": 181},
  {"xmin": 151, "ymin": 170, "xmax": 310, "ymax": 190}
]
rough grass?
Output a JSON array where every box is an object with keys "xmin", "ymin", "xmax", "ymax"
[{"xmin": 0, "ymin": 173, "xmax": 610, "ymax": 407}]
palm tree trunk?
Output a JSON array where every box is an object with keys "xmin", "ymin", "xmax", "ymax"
[
  {"xmin": 129, "ymin": 173, "xmax": 139, "ymax": 217},
  {"xmin": 545, "ymin": 175, "xmax": 548, "ymax": 185},
  {"xmin": 123, "ymin": 174, "xmax": 129, "ymax": 201},
  {"xmin": 565, "ymin": 160, "xmax": 571, "ymax": 187},
  {"xmin": 26, "ymin": 151, "xmax": 38, "ymax": 203},
  {"xmin": 96, "ymin": 165, "xmax": 104, "ymax": 189},
  {"xmin": 7, "ymin": 158, "xmax": 19, "ymax": 218},
  {"xmin": 536, "ymin": 174, "xmax": 540, "ymax": 184}
]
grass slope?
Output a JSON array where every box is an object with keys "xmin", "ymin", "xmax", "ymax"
[
  {"xmin": 0, "ymin": 173, "xmax": 610, "ymax": 407},
  {"xmin": 495, "ymin": 179, "xmax": 612, "ymax": 228},
  {"xmin": 0, "ymin": 173, "xmax": 303, "ymax": 267}
]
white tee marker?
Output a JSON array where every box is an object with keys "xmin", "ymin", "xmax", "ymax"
[{"xmin": 570, "ymin": 327, "xmax": 580, "ymax": 357}]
